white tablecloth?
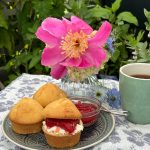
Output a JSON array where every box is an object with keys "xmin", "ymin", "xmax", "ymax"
[{"xmin": 0, "ymin": 74, "xmax": 150, "ymax": 150}]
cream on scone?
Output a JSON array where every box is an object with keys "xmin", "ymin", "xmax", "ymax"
[
  {"xmin": 9, "ymin": 97, "xmax": 43, "ymax": 134},
  {"xmin": 42, "ymin": 98, "xmax": 84, "ymax": 148},
  {"xmin": 33, "ymin": 83, "xmax": 67, "ymax": 107}
]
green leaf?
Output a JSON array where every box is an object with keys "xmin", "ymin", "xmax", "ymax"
[
  {"xmin": 32, "ymin": 0, "xmax": 53, "ymax": 19},
  {"xmin": 29, "ymin": 55, "xmax": 41, "ymax": 69},
  {"xmin": 136, "ymin": 42, "xmax": 150, "ymax": 61},
  {"xmin": 8, "ymin": 74, "xmax": 18, "ymax": 82},
  {"xmin": 18, "ymin": 1, "xmax": 33, "ymax": 42},
  {"xmin": 138, "ymin": 42, "xmax": 148, "ymax": 51},
  {"xmin": 117, "ymin": 12, "xmax": 138, "ymax": 25},
  {"xmin": 0, "ymin": 28, "xmax": 12, "ymax": 52},
  {"xmin": 112, "ymin": 0, "xmax": 122, "ymax": 12},
  {"xmin": 65, "ymin": 0, "xmax": 89, "ymax": 18},
  {"xmin": 137, "ymin": 59, "xmax": 148, "ymax": 63},
  {"xmin": 32, "ymin": 0, "xmax": 65, "ymax": 19},
  {"xmin": 120, "ymin": 46, "xmax": 128, "ymax": 59},
  {"xmin": 14, "ymin": 0, "xmax": 28, "ymax": 11},
  {"xmin": 144, "ymin": 8, "xmax": 150, "ymax": 23},
  {"xmin": 0, "ymin": 9, "xmax": 8, "ymax": 29},
  {"xmin": 137, "ymin": 31, "xmax": 144, "ymax": 42},
  {"xmin": 87, "ymin": 5, "xmax": 112, "ymax": 19},
  {"xmin": 34, "ymin": 64, "xmax": 45, "ymax": 73},
  {"xmin": 111, "ymin": 49, "xmax": 120, "ymax": 62},
  {"xmin": 145, "ymin": 22, "xmax": 150, "ymax": 31},
  {"xmin": 14, "ymin": 52, "xmax": 32, "ymax": 68},
  {"xmin": 114, "ymin": 24, "xmax": 129, "ymax": 38}
]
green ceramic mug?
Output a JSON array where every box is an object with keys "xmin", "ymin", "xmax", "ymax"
[{"xmin": 119, "ymin": 63, "xmax": 150, "ymax": 124}]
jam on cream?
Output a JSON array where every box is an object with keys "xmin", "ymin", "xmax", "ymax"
[{"xmin": 43, "ymin": 119, "xmax": 83, "ymax": 135}]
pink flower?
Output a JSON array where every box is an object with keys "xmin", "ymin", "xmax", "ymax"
[{"xmin": 36, "ymin": 16, "xmax": 112, "ymax": 79}]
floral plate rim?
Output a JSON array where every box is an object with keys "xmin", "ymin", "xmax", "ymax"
[{"xmin": 2, "ymin": 106, "xmax": 115, "ymax": 150}]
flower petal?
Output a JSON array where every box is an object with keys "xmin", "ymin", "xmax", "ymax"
[
  {"xmin": 78, "ymin": 53, "xmax": 94, "ymax": 68},
  {"xmin": 42, "ymin": 17, "xmax": 66, "ymax": 38},
  {"xmin": 62, "ymin": 17, "xmax": 71, "ymax": 24},
  {"xmin": 61, "ymin": 58, "xmax": 82, "ymax": 67},
  {"xmin": 51, "ymin": 64, "xmax": 67, "ymax": 79},
  {"xmin": 62, "ymin": 17, "xmax": 74, "ymax": 32},
  {"xmin": 41, "ymin": 47, "xmax": 65, "ymax": 66},
  {"xmin": 86, "ymin": 45, "xmax": 107, "ymax": 68},
  {"xmin": 71, "ymin": 16, "xmax": 93, "ymax": 34},
  {"xmin": 63, "ymin": 16, "xmax": 93, "ymax": 34},
  {"xmin": 89, "ymin": 21, "xmax": 112, "ymax": 47},
  {"xmin": 36, "ymin": 27, "xmax": 59, "ymax": 47}
]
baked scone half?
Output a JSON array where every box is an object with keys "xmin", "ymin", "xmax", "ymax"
[
  {"xmin": 43, "ymin": 98, "xmax": 83, "ymax": 148},
  {"xmin": 9, "ymin": 97, "xmax": 43, "ymax": 134},
  {"xmin": 33, "ymin": 83, "xmax": 67, "ymax": 107}
]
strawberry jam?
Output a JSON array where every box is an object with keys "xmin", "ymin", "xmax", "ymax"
[
  {"xmin": 74, "ymin": 101, "xmax": 98, "ymax": 125},
  {"xmin": 45, "ymin": 118, "xmax": 79, "ymax": 133}
]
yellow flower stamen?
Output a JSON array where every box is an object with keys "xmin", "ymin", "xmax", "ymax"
[
  {"xmin": 60, "ymin": 31, "xmax": 88, "ymax": 58},
  {"xmin": 89, "ymin": 30, "xmax": 97, "ymax": 38}
]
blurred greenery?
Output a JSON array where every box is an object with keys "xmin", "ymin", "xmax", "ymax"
[{"xmin": 0, "ymin": 0, "xmax": 150, "ymax": 86}]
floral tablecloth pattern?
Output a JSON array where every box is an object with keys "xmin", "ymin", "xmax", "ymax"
[{"xmin": 0, "ymin": 74, "xmax": 150, "ymax": 150}]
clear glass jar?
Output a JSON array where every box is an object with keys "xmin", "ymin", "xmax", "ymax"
[{"xmin": 60, "ymin": 75, "xmax": 105, "ymax": 99}]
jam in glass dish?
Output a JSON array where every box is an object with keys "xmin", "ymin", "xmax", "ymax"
[{"xmin": 69, "ymin": 96, "xmax": 101, "ymax": 127}]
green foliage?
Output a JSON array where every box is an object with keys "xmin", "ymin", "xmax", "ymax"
[
  {"xmin": 111, "ymin": 49, "xmax": 120, "ymax": 63},
  {"xmin": 0, "ymin": 0, "xmax": 150, "ymax": 85},
  {"xmin": 64, "ymin": 0, "xmax": 100, "ymax": 19},
  {"xmin": 144, "ymin": 9, "xmax": 150, "ymax": 34},
  {"xmin": 111, "ymin": 0, "xmax": 122, "ymax": 12},
  {"xmin": 28, "ymin": 49, "xmax": 41, "ymax": 70},
  {"xmin": 0, "ymin": 28, "xmax": 14, "ymax": 52},
  {"xmin": 125, "ymin": 9, "xmax": 150, "ymax": 63},
  {"xmin": 117, "ymin": 12, "xmax": 138, "ymax": 26},
  {"xmin": 0, "ymin": 0, "xmax": 65, "ymax": 85},
  {"xmin": 87, "ymin": 5, "xmax": 112, "ymax": 20},
  {"xmin": 32, "ymin": 0, "xmax": 65, "ymax": 19},
  {"xmin": 0, "ymin": 8, "xmax": 8, "ymax": 29}
]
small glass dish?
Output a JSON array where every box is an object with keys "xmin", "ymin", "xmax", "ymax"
[{"xmin": 69, "ymin": 96, "xmax": 101, "ymax": 127}]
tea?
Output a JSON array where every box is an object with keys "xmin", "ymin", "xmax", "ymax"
[{"xmin": 131, "ymin": 74, "xmax": 150, "ymax": 79}]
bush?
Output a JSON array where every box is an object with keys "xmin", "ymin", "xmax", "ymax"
[{"xmin": 0, "ymin": 0, "xmax": 150, "ymax": 85}]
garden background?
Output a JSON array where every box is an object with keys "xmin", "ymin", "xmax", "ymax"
[{"xmin": 0, "ymin": 0, "xmax": 150, "ymax": 89}]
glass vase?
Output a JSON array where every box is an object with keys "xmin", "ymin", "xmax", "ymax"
[{"xmin": 60, "ymin": 75, "xmax": 105, "ymax": 99}]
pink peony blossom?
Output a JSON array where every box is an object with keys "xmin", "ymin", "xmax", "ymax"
[{"xmin": 36, "ymin": 16, "xmax": 112, "ymax": 79}]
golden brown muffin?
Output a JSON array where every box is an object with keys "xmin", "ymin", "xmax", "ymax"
[
  {"xmin": 33, "ymin": 83, "xmax": 67, "ymax": 107},
  {"xmin": 43, "ymin": 98, "xmax": 81, "ymax": 119},
  {"xmin": 43, "ymin": 128, "xmax": 81, "ymax": 148},
  {"xmin": 42, "ymin": 98, "xmax": 83, "ymax": 148},
  {"xmin": 9, "ymin": 97, "xmax": 43, "ymax": 134}
]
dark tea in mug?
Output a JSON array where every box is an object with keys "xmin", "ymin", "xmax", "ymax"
[{"xmin": 131, "ymin": 74, "xmax": 150, "ymax": 79}]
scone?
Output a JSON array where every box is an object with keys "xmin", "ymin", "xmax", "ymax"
[
  {"xmin": 42, "ymin": 98, "xmax": 83, "ymax": 148},
  {"xmin": 33, "ymin": 83, "xmax": 67, "ymax": 107},
  {"xmin": 9, "ymin": 97, "xmax": 43, "ymax": 134}
]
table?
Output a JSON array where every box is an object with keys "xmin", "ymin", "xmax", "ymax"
[{"xmin": 0, "ymin": 74, "xmax": 150, "ymax": 150}]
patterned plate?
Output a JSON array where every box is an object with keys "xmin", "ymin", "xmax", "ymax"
[{"xmin": 2, "ymin": 109, "xmax": 115, "ymax": 150}]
